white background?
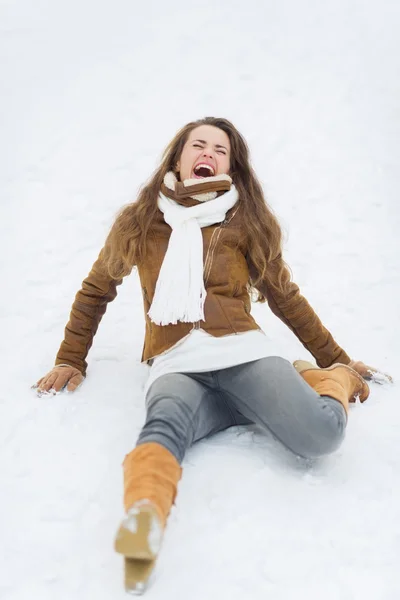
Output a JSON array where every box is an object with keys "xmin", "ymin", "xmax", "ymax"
[{"xmin": 1, "ymin": 1, "xmax": 399, "ymax": 598}]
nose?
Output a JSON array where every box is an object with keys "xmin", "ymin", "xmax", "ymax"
[{"xmin": 202, "ymin": 148, "xmax": 214, "ymax": 160}]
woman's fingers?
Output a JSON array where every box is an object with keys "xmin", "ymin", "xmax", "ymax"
[
  {"xmin": 363, "ymin": 365, "xmax": 393, "ymax": 384},
  {"xmin": 66, "ymin": 373, "xmax": 84, "ymax": 392},
  {"xmin": 349, "ymin": 360, "xmax": 393, "ymax": 384},
  {"xmin": 33, "ymin": 366, "xmax": 85, "ymax": 396},
  {"xmin": 38, "ymin": 373, "xmax": 58, "ymax": 393},
  {"xmin": 367, "ymin": 369, "xmax": 393, "ymax": 385},
  {"xmin": 32, "ymin": 377, "xmax": 44, "ymax": 390},
  {"xmin": 51, "ymin": 372, "xmax": 72, "ymax": 392}
]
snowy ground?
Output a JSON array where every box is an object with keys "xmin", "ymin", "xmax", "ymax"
[{"xmin": 1, "ymin": 1, "xmax": 400, "ymax": 598}]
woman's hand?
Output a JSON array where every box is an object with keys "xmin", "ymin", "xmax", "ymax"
[
  {"xmin": 348, "ymin": 360, "xmax": 393, "ymax": 384},
  {"xmin": 32, "ymin": 365, "xmax": 85, "ymax": 396}
]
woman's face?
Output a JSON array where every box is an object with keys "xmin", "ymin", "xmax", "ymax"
[{"xmin": 176, "ymin": 125, "xmax": 231, "ymax": 181}]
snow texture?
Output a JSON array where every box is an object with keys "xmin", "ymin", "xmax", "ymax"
[{"xmin": 1, "ymin": 1, "xmax": 399, "ymax": 599}]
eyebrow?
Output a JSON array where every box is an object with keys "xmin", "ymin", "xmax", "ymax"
[{"xmin": 192, "ymin": 139, "xmax": 228, "ymax": 151}]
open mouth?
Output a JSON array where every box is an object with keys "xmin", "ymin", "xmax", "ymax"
[{"xmin": 192, "ymin": 163, "xmax": 215, "ymax": 179}]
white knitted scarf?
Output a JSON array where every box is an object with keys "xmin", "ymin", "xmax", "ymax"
[{"xmin": 148, "ymin": 172, "xmax": 239, "ymax": 326}]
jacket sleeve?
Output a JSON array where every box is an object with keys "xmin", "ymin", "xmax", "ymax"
[
  {"xmin": 55, "ymin": 249, "xmax": 123, "ymax": 376},
  {"xmin": 250, "ymin": 258, "xmax": 351, "ymax": 368}
]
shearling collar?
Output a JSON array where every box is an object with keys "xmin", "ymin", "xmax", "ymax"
[{"xmin": 161, "ymin": 171, "xmax": 232, "ymax": 205}]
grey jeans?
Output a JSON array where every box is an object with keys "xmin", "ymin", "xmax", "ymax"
[{"xmin": 137, "ymin": 356, "xmax": 347, "ymax": 463}]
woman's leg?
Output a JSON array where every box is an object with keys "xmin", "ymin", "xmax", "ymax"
[
  {"xmin": 122, "ymin": 371, "xmax": 239, "ymax": 517},
  {"xmin": 137, "ymin": 371, "xmax": 241, "ymax": 463},
  {"xmin": 216, "ymin": 356, "xmax": 348, "ymax": 459},
  {"xmin": 115, "ymin": 371, "xmax": 242, "ymax": 592}
]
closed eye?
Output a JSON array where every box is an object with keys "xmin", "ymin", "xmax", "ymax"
[{"xmin": 193, "ymin": 143, "xmax": 226, "ymax": 155}]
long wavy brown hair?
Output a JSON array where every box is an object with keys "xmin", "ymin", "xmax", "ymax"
[{"xmin": 103, "ymin": 117, "xmax": 290, "ymax": 300}]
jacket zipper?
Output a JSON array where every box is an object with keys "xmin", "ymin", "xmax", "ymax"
[
  {"xmin": 203, "ymin": 228, "xmax": 219, "ymax": 285},
  {"xmin": 204, "ymin": 228, "xmax": 223, "ymax": 285},
  {"xmin": 143, "ymin": 287, "xmax": 153, "ymax": 333},
  {"xmin": 203, "ymin": 206, "xmax": 240, "ymax": 286}
]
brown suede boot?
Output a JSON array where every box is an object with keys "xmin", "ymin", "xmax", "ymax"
[
  {"xmin": 114, "ymin": 442, "xmax": 182, "ymax": 594},
  {"xmin": 293, "ymin": 360, "xmax": 370, "ymax": 413}
]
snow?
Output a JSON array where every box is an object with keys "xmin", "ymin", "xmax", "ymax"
[{"xmin": 1, "ymin": 0, "xmax": 399, "ymax": 598}]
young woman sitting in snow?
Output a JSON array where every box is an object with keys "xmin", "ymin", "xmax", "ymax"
[{"xmin": 34, "ymin": 117, "xmax": 391, "ymax": 593}]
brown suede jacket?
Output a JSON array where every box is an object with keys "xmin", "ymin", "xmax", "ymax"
[{"xmin": 55, "ymin": 205, "xmax": 350, "ymax": 376}]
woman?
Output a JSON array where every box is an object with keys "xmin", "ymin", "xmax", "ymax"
[{"xmin": 34, "ymin": 117, "xmax": 390, "ymax": 594}]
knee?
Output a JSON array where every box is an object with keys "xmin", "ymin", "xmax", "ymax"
[
  {"xmin": 263, "ymin": 356, "xmax": 293, "ymax": 371},
  {"xmin": 291, "ymin": 398, "xmax": 347, "ymax": 459}
]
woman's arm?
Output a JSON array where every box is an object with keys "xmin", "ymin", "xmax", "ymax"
[
  {"xmin": 55, "ymin": 248, "xmax": 124, "ymax": 376},
  {"xmin": 250, "ymin": 258, "xmax": 351, "ymax": 368}
]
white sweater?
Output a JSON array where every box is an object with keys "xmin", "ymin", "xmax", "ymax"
[{"xmin": 143, "ymin": 328, "xmax": 276, "ymax": 398}]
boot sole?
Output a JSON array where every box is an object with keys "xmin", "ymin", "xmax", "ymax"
[
  {"xmin": 124, "ymin": 557, "xmax": 156, "ymax": 595},
  {"xmin": 114, "ymin": 505, "xmax": 163, "ymax": 594}
]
